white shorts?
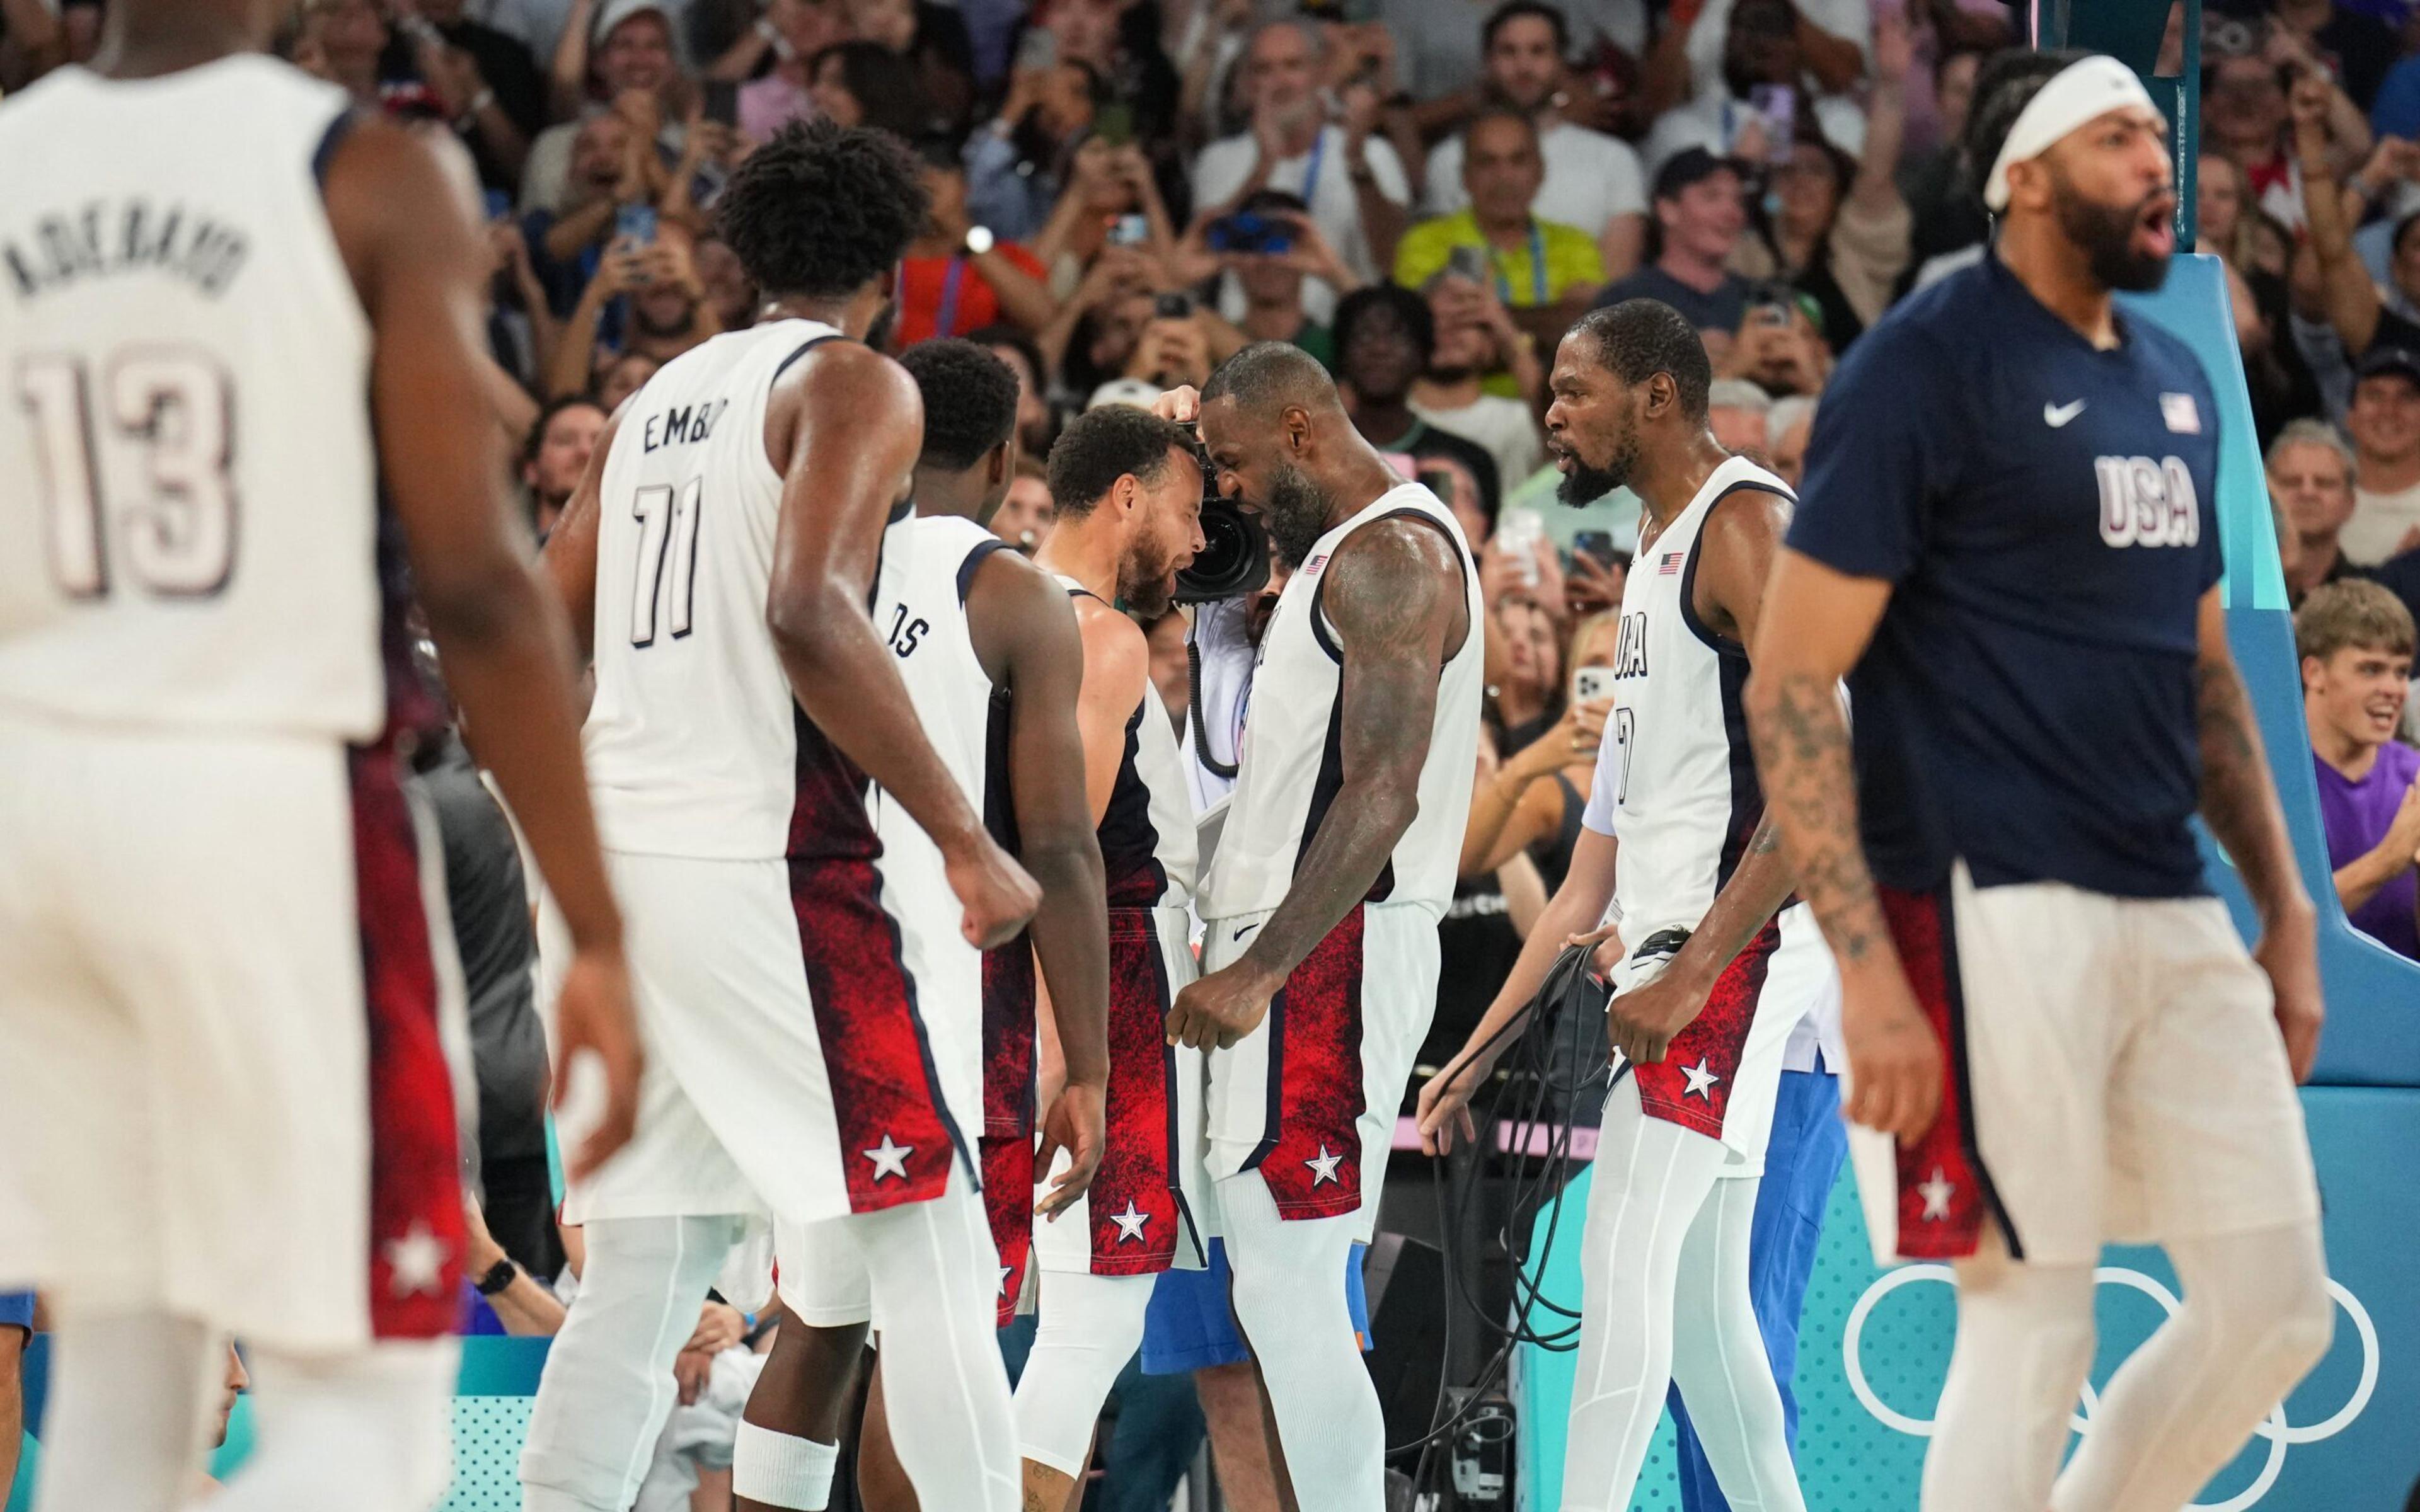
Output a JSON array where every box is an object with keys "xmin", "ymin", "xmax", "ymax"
[
  {"xmin": 772, "ymin": 1212, "xmax": 877, "ymax": 1328},
  {"xmin": 1850, "ymin": 864, "xmax": 2322, "ymax": 1268},
  {"xmin": 1608, "ymin": 904, "xmax": 1833, "ymax": 1179},
  {"xmin": 539, "ymin": 848, "xmax": 971, "ymax": 1228},
  {"xmin": 0, "ymin": 716, "xmax": 468, "ymax": 1353},
  {"xmin": 1201, "ymin": 900, "xmax": 1441, "ymax": 1235}
]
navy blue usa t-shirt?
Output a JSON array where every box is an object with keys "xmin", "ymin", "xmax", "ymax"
[{"xmin": 1787, "ymin": 253, "xmax": 2223, "ymax": 898}]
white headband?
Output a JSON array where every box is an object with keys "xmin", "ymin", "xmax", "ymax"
[{"xmin": 1982, "ymin": 55, "xmax": 2165, "ymax": 212}]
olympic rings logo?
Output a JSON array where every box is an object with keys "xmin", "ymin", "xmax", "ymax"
[{"xmin": 1842, "ymin": 1265, "xmax": 2379, "ymax": 1511}]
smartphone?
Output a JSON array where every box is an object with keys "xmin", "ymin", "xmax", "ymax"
[
  {"xmin": 1155, "ymin": 291, "xmax": 1196, "ymax": 320},
  {"xmin": 1572, "ymin": 665, "xmax": 1618, "ymax": 705},
  {"xmin": 615, "ymin": 203, "xmax": 659, "ymax": 247},
  {"xmin": 702, "ymin": 79, "xmax": 740, "ymax": 127},
  {"xmin": 1444, "ymin": 244, "xmax": 1491, "ymax": 286},
  {"xmin": 1749, "ymin": 282, "xmax": 1792, "ymax": 328},
  {"xmin": 1571, "ymin": 529, "xmax": 1618, "ymax": 568},
  {"xmin": 1094, "ymin": 100, "xmax": 1133, "ymax": 147},
  {"xmin": 1108, "ymin": 213, "xmax": 1151, "ymax": 248},
  {"xmin": 1015, "ymin": 26, "xmax": 1057, "ymax": 73},
  {"xmin": 1746, "ymin": 83, "xmax": 1795, "ymax": 161}
]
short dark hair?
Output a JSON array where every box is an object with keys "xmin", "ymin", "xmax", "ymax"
[
  {"xmin": 1482, "ymin": 0, "xmax": 1569, "ymax": 56},
  {"xmin": 966, "ymin": 323, "xmax": 1044, "ymax": 388},
  {"xmin": 1332, "ymin": 284, "xmax": 1436, "ymax": 366},
  {"xmin": 1568, "ymin": 299, "xmax": 1714, "ymax": 421},
  {"xmin": 1045, "ymin": 404, "xmax": 1195, "ymax": 518},
  {"xmin": 521, "ymin": 394, "xmax": 606, "ymax": 470},
  {"xmin": 1202, "ymin": 340, "xmax": 1340, "ymax": 418},
  {"xmin": 806, "ymin": 40, "xmax": 931, "ymax": 140},
  {"xmin": 713, "ymin": 118, "xmax": 929, "ymax": 302},
  {"xmin": 1465, "ymin": 103, "xmax": 1541, "ymax": 152},
  {"xmin": 901, "ymin": 339, "xmax": 1020, "ymax": 471},
  {"xmin": 1964, "ymin": 48, "xmax": 2094, "ymax": 203}
]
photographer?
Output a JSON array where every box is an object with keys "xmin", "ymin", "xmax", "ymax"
[
  {"xmin": 1411, "ymin": 272, "xmax": 1548, "ymax": 493},
  {"xmin": 1034, "ymin": 131, "xmax": 1181, "ymax": 295},
  {"xmin": 1172, "ymin": 188, "xmax": 1361, "ymax": 367}
]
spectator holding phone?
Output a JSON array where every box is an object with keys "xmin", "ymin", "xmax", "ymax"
[
  {"xmin": 1395, "ymin": 107, "xmax": 1606, "ymax": 343},
  {"xmin": 1191, "ymin": 19, "xmax": 1412, "ymax": 322},
  {"xmin": 967, "ymin": 46, "xmax": 1104, "ymax": 240},
  {"xmin": 891, "ymin": 137, "xmax": 1058, "ymax": 345},
  {"xmin": 1122, "ymin": 293, "xmax": 1219, "ymax": 392},
  {"xmin": 1174, "ymin": 188, "xmax": 1359, "ymax": 367},
  {"xmin": 1422, "ymin": 1, "xmax": 1649, "ymax": 280},
  {"xmin": 526, "ymin": 0, "xmax": 691, "ymax": 214},
  {"xmin": 1719, "ymin": 288, "xmax": 1830, "ymax": 397},
  {"xmin": 543, "ymin": 230, "xmax": 719, "ymax": 398},
  {"xmin": 1640, "ymin": 0, "xmax": 1872, "ymax": 172},
  {"xmin": 387, "ymin": 0, "xmax": 548, "ymax": 190},
  {"xmin": 1412, "ymin": 272, "xmax": 1547, "ymax": 493},
  {"xmin": 1033, "ymin": 132, "xmax": 1180, "ymax": 296}
]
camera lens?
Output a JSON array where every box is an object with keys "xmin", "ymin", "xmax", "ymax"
[{"xmin": 1175, "ymin": 498, "xmax": 1270, "ymax": 604}]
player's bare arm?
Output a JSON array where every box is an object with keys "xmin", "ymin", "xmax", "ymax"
[
  {"xmin": 536, "ymin": 407, "xmax": 626, "ymax": 665},
  {"xmin": 1743, "ymin": 551, "xmax": 1940, "ymax": 1144},
  {"xmin": 764, "ymin": 343, "xmax": 1039, "ymax": 948},
  {"xmin": 2192, "ymin": 586, "xmax": 2324, "ymax": 1081},
  {"xmin": 970, "ymin": 550, "xmax": 1111, "ymax": 1215},
  {"xmin": 1603, "ymin": 488, "xmax": 1799, "ymax": 1067},
  {"xmin": 326, "ymin": 118, "xmax": 640, "ymax": 1180},
  {"xmin": 1167, "ymin": 517, "xmax": 1465, "ymax": 1051}
]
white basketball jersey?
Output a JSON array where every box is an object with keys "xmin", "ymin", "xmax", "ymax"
[
  {"xmin": 1589, "ymin": 454, "xmax": 1795, "ymax": 941},
  {"xmin": 0, "ymin": 59, "xmax": 384, "ymax": 738},
  {"xmin": 582, "ymin": 319, "xmax": 851, "ymax": 860},
  {"xmin": 1056, "ymin": 576, "xmax": 1198, "ymax": 910},
  {"xmin": 1201, "ymin": 483, "xmax": 1484, "ymax": 920},
  {"xmin": 867, "ymin": 513, "xmax": 1011, "ymax": 1135}
]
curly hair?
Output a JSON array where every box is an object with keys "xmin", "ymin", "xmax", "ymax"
[
  {"xmin": 900, "ymin": 339, "xmax": 1021, "ymax": 471},
  {"xmin": 713, "ymin": 118, "xmax": 929, "ymax": 302},
  {"xmin": 1045, "ymin": 404, "xmax": 1193, "ymax": 520},
  {"xmin": 1567, "ymin": 299, "xmax": 1713, "ymax": 422}
]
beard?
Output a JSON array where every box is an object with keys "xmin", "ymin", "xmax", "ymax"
[
  {"xmin": 1261, "ymin": 462, "xmax": 1332, "ymax": 569},
  {"xmin": 1555, "ymin": 428, "xmax": 1639, "ymax": 506},
  {"xmin": 2051, "ymin": 173, "xmax": 2172, "ymax": 294},
  {"xmin": 1118, "ymin": 539, "xmax": 1178, "ymax": 619}
]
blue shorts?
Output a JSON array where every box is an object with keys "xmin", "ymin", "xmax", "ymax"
[
  {"xmin": 0, "ymin": 1290, "xmax": 32, "ymax": 1333},
  {"xmin": 1139, "ymin": 1239, "xmax": 1369, "ymax": 1375}
]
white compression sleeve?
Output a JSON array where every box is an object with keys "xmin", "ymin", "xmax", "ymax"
[
  {"xmin": 30, "ymin": 1306, "xmax": 214, "ymax": 1512},
  {"xmin": 1560, "ymin": 1075, "xmax": 1731, "ymax": 1512},
  {"xmin": 1922, "ymin": 1230, "xmax": 2097, "ymax": 1512},
  {"xmin": 852, "ymin": 1167, "xmax": 1020, "ymax": 1512},
  {"xmin": 1013, "ymin": 1269, "xmax": 1157, "ymax": 1475},
  {"xmin": 1669, "ymin": 1172, "xmax": 1807, "ymax": 1512},
  {"xmin": 2050, "ymin": 1220, "xmax": 2333, "ymax": 1512},
  {"xmin": 522, "ymin": 1215, "xmax": 740, "ymax": 1512},
  {"xmin": 211, "ymin": 1339, "xmax": 461, "ymax": 1512},
  {"xmin": 1219, "ymin": 1169, "xmax": 1385, "ymax": 1510},
  {"xmin": 730, "ymin": 1421, "xmax": 839, "ymax": 1509}
]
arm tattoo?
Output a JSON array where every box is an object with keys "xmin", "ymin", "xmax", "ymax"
[
  {"xmin": 2194, "ymin": 659, "xmax": 2302, "ymax": 918},
  {"xmin": 1744, "ymin": 670, "xmax": 1891, "ymax": 966},
  {"xmin": 1237, "ymin": 521, "xmax": 1457, "ymax": 984}
]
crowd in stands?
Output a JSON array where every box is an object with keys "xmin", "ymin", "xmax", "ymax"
[{"xmin": 6, "ymin": 0, "xmax": 2420, "ymax": 1503}]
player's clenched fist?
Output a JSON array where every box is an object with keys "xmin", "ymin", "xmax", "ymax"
[{"xmin": 1165, "ymin": 960, "xmax": 1277, "ymax": 1050}]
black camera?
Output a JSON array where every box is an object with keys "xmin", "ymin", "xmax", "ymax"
[{"xmin": 1173, "ymin": 422, "xmax": 1270, "ymax": 604}]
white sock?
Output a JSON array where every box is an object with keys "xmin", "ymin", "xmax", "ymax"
[
  {"xmin": 1922, "ymin": 1232, "xmax": 2097, "ymax": 1512},
  {"xmin": 210, "ymin": 1338, "xmax": 461, "ymax": 1512},
  {"xmin": 1219, "ymin": 1169, "xmax": 1383, "ymax": 1511},
  {"xmin": 2050, "ymin": 1220, "xmax": 2333, "ymax": 1512},
  {"xmin": 1560, "ymin": 1075, "xmax": 1730, "ymax": 1512},
  {"xmin": 30, "ymin": 1306, "xmax": 214, "ymax": 1512},
  {"xmin": 1669, "ymin": 1174, "xmax": 1806, "ymax": 1512},
  {"xmin": 849, "ymin": 1168, "xmax": 1020, "ymax": 1512},
  {"xmin": 522, "ymin": 1214, "xmax": 741, "ymax": 1512},
  {"xmin": 1012, "ymin": 1269, "xmax": 1156, "ymax": 1475},
  {"xmin": 730, "ymin": 1421, "xmax": 839, "ymax": 1509}
]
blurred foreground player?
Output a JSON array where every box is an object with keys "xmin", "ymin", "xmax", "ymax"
[
  {"xmin": 0, "ymin": 3, "xmax": 642, "ymax": 1510},
  {"xmin": 737, "ymin": 340, "xmax": 1112, "ymax": 1512},
  {"xmin": 1161, "ymin": 344, "xmax": 1484, "ymax": 1509},
  {"xmin": 1746, "ymin": 52, "xmax": 2334, "ymax": 1512},
  {"xmin": 527, "ymin": 123, "xmax": 1039, "ymax": 1512}
]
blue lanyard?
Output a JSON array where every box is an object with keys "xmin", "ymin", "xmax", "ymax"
[
  {"xmin": 1299, "ymin": 129, "xmax": 1328, "ymax": 204},
  {"xmin": 1490, "ymin": 222, "xmax": 1548, "ymax": 306},
  {"xmin": 935, "ymin": 256, "xmax": 967, "ymax": 340}
]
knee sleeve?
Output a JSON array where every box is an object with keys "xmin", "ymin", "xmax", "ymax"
[
  {"xmin": 1013, "ymin": 1271, "xmax": 1156, "ymax": 1476},
  {"xmin": 522, "ymin": 1215, "xmax": 739, "ymax": 1512},
  {"xmin": 30, "ymin": 1307, "xmax": 216, "ymax": 1512},
  {"xmin": 1922, "ymin": 1242, "xmax": 2097, "ymax": 1512},
  {"xmin": 212, "ymin": 1339, "xmax": 461, "ymax": 1512}
]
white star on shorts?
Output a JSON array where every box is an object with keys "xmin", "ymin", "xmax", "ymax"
[
  {"xmin": 1918, "ymin": 1167, "xmax": 1956, "ymax": 1222},
  {"xmin": 863, "ymin": 1133, "xmax": 914, "ymax": 1182},
  {"xmin": 1111, "ymin": 1201, "xmax": 1151, "ymax": 1243},
  {"xmin": 998, "ymin": 1264, "xmax": 1014, "ymax": 1296},
  {"xmin": 1305, "ymin": 1144, "xmax": 1344, "ymax": 1186},
  {"xmin": 1680, "ymin": 1058, "xmax": 1721, "ymax": 1099},
  {"xmin": 385, "ymin": 1221, "xmax": 449, "ymax": 1298}
]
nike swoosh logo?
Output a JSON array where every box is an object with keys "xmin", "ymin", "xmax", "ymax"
[
  {"xmin": 2044, "ymin": 399, "xmax": 2087, "ymax": 428},
  {"xmin": 1233, "ymin": 922, "xmax": 1260, "ymax": 942}
]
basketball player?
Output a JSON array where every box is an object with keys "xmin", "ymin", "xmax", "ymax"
[
  {"xmin": 1013, "ymin": 403, "xmax": 1211, "ymax": 1511},
  {"xmin": 524, "ymin": 122, "xmax": 1040, "ymax": 1512},
  {"xmin": 1743, "ymin": 52, "xmax": 2333, "ymax": 1512},
  {"xmin": 734, "ymin": 338, "xmax": 1112, "ymax": 1512},
  {"xmin": 0, "ymin": 3, "xmax": 642, "ymax": 1511},
  {"xmin": 1417, "ymin": 299, "xmax": 1828, "ymax": 1511},
  {"xmin": 1159, "ymin": 342, "xmax": 1484, "ymax": 1509}
]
